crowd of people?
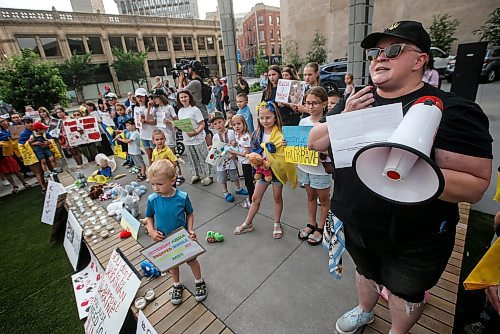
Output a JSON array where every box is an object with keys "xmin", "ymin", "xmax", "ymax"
[{"xmin": 0, "ymin": 20, "xmax": 497, "ymax": 334}]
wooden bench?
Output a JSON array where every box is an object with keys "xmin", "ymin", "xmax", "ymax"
[
  {"xmin": 59, "ymin": 169, "xmax": 234, "ymax": 334},
  {"xmin": 364, "ymin": 202, "xmax": 470, "ymax": 334}
]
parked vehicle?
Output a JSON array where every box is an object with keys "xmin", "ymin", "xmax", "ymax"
[
  {"xmin": 430, "ymin": 47, "xmax": 455, "ymax": 76},
  {"xmin": 444, "ymin": 46, "xmax": 500, "ymax": 83},
  {"xmin": 319, "ymin": 59, "xmax": 347, "ymax": 93}
]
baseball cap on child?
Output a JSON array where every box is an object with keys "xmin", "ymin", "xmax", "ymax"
[
  {"xmin": 33, "ymin": 121, "xmax": 48, "ymax": 131},
  {"xmin": 209, "ymin": 111, "xmax": 225, "ymax": 123},
  {"xmin": 135, "ymin": 88, "xmax": 148, "ymax": 96}
]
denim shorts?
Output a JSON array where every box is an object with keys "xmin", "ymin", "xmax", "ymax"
[
  {"xmin": 344, "ymin": 222, "xmax": 456, "ymax": 303},
  {"xmin": 257, "ymin": 171, "xmax": 283, "ymax": 186},
  {"xmin": 34, "ymin": 147, "xmax": 53, "ymax": 161},
  {"xmin": 217, "ymin": 168, "xmax": 239, "ymax": 183},
  {"xmin": 297, "ymin": 169, "xmax": 332, "ymax": 190},
  {"xmin": 141, "ymin": 139, "xmax": 155, "ymax": 149}
]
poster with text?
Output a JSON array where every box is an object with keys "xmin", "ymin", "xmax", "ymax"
[
  {"xmin": 133, "ymin": 109, "xmax": 143, "ymax": 130},
  {"xmin": 8, "ymin": 125, "xmax": 25, "ymax": 139},
  {"xmin": 63, "ymin": 116, "xmax": 102, "ymax": 147},
  {"xmin": 206, "ymin": 140, "xmax": 232, "ymax": 167},
  {"xmin": 41, "ymin": 180, "xmax": 67, "ymax": 225},
  {"xmin": 84, "ymin": 249, "xmax": 141, "ymax": 334},
  {"xmin": 275, "ymin": 79, "xmax": 307, "ymax": 105},
  {"xmin": 136, "ymin": 310, "xmax": 158, "ymax": 334},
  {"xmin": 64, "ymin": 210, "xmax": 83, "ymax": 270},
  {"xmin": 48, "ymin": 119, "xmax": 62, "ymax": 138},
  {"xmin": 156, "ymin": 110, "xmax": 166, "ymax": 128},
  {"xmin": 120, "ymin": 208, "xmax": 140, "ymax": 240},
  {"xmin": 283, "ymin": 126, "xmax": 318, "ymax": 166},
  {"xmin": 141, "ymin": 227, "xmax": 206, "ymax": 273},
  {"xmin": 172, "ymin": 119, "xmax": 194, "ymax": 132},
  {"xmin": 71, "ymin": 245, "xmax": 104, "ymax": 319}
]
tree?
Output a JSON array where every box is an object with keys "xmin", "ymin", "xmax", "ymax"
[
  {"xmin": 0, "ymin": 49, "xmax": 68, "ymax": 111},
  {"xmin": 111, "ymin": 47, "xmax": 147, "ymax": 90},
  {"xmin": 473, "ymin": 7, "xmax": 500, "ymax": 46},
  {"xmin": 59, "ymin": 52, "xmax": 97, "ymax": 103},
  {"xmin": 284, "ymin": 39, "xmax": 303, "ymax": 71},
  {"xmin": 254, "ymin": 49, "xmax": 269, "ymax": 76},
  {"xmin": 306, "ymin": 31, "xmax": 327, "ymax": 64},
  {"xmin": 429, "ymin": 13, "xmax": 459, "ymax": 53}
]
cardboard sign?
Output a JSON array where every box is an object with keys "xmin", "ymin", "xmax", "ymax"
[
  {"xmin": 172, "ymin": 119, "xmax": 194, "ymax": 132},
  {"xmin": 25, "ymin": 110, "xmax": 40, "ymax": 121},
  {"xmin": 71, "ymin": 245, "xmax": 104, "ymax": 319},
  {"xmin": 275, "ymin": 79, "xmax": 307, "ymax": 105},
  {"xmin": 84, "ymin": 249, "xmax": 141, "ymax": 334},
  {"xmin": 100, "ymin": 112, "xmax": 115, "ymax": 128},
  {"xmin": 63, "ymin": 116, "xmax": 102, "ymax": 147},
  {"xmin": 156, "ymin": 110, "xmax": 166, "ymax": 128},
  {"xmin": 283, "ymin": 126, "xmax": 318, "ymax": 166},
  {"xmin": 9, "ymin": 125, "xmax": 25, "ymax": 139},
  {"xmin": 206, "ymin": 140, "xmax": 234, "ymax": 166},
  {"xmin": 120, "ymin": 208, "xmax": 141, "ymax": 240},
  {"xmin": 133, "ymin": 108, "xmax": 143, "ymax": 130},
  {"xmin": 141, "ymin": 227, "xmax": 206, "ymax": 273},
  {"xmin": 48, "ymin": 119, "xmax": 62, "ymax": 138},
  {"xmin": 64, "ymin": 210, "xmax": 83, "ymax": 270},
  {"xmin": 41, "ymin": 180, "xmax": 67, "ymax": 225},
  {"xmin": 136, "ymin": 310, "xmax": 158, "ymax": 334}
]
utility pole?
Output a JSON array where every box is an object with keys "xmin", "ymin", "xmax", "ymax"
[
  {"xmin": 217, "ymin": 0, "xmax": 238, "ymax": 109},
  {"xmin": 347, "ymin": 0, "xmax": 373, "ymax": 85}
]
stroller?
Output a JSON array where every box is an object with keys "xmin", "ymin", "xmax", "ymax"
[{"xmin": 175, "ymin": 129, "xmax": 185, "ymax": 155}]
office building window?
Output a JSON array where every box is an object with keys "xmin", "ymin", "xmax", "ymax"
[
  {"xmin": 17, "ymin": 37, "xmax": 39, "ymax": 54},
  {"xmin": 258, "ymin": 16, "xmax": 263, "ymax": 25},
  {"xmin": 218, "ymin": 39, "xmax": 223, "ymax": 50},
  {"xmin": 40, "ymin": 36, "xmax": 61, "ymax": 57},
  {"xmin": 109, "ymin": 36, "xmax": 123, "ymax": 50},
  {"xmin": 143, "ymin": 36, "xmax": 155, "ymax": 52},
  {"xmin": 67, "ymin": 36, "xmax": 86, "ymax": 55},
  {"xmin": 277, "ymin": 30, "xmax": 281, "ymax": 40},
  {"xmin": 277, "ymin": 16, "xmax": 280, "ymax": 25},
  {"xmin": 269, "ymin": 15, "xmax": 272, "ymax": 25},
  {"xmin": 156, "ymin": 37, "xmax": 167, "ymax": 51},
  {"xmin": 270, "ymin": 30, "xmax": 274, "ymax": 41},
  {"xmin": 259, "ymin": 30, "xmax": 265, "ymax": 42},
  {"xmin": 197, "ymin": 36, "xmax": 206, "ymax": 50},
  {"xmin": 183, "ymin": 37, "xmax": 193, "ymax": 51},
  {"xmin": 124, "ymin": 36, "xmax": 138, "ymax": 52},
  {"xmin": 86, "ymin": 36, "xmax": 103, "ymax": 54},
  {"xmin": 173, "ymin": 36, "xmax": 182, "ymax": 51},
  {"xmin": 207, "ymin": 37, "xmax": 215, "ymax": 50}
]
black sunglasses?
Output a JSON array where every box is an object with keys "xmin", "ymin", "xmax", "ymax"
[{"xmin": 366, "ymin": 43, "xmax": 422, "ymax": 61}]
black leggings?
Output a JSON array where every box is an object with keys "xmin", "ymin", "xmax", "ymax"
[{"xmin": 242, "ymin": 164, "xmax": 255, "ymax": 202}]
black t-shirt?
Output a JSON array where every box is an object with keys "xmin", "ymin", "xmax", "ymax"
[
  {"xmin": 321, "ymin": 83, "xmax": 492, "ymax": 240},
  {"xmin": 262, "ymin": 86, "xmax": 300, "ymax": 126}
]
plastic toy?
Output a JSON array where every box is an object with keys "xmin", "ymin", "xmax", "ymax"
[
  {"xmin": 140, "ymin": 260, "xmax": 161, "ymax": 277},
  {"xmin": 206, "ymin": 231, "xmax": 224, "ymax": 243}
]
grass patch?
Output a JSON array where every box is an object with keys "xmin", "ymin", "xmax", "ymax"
[
  {"xmin": 455, "ymin": 209, "xmax": 496, "ymax": 331},
  {"xmin": 0, "ymin": 189, "xmax": 83, "ymax": 333}
]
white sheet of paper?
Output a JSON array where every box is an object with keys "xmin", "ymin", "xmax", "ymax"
[
  {"xmin": 136, "ymin": 310, "xmax": 158, "ymax": 334},
  {"xmin": 326, "ymin": 103, "xmax": 403, "ymax": 168},
  {"xmin": 156, "ymin": 111, "xmax": 166, "ymax": 128}
]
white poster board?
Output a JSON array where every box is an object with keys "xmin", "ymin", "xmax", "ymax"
[
  {"xmin": 71, "ymin": 245, "xmax": 104, "ymax": 319},
  {"xmin": 64, "ymin": 210, "xmax": 83, "ymax": 270},
  {"xmin": 141, "ymin": 227, "xmax": 206, "ymax": 273},
  {"xmin": 136, "ymin": 310, "xmax": 158, "ymax": 334},
  {"xmin": 63, "ymin": 116, "xmax": 102, "ymax": 147},
  {"xmin": 275, "ymin": 79, "xmax": 307, "ymax": 105},
  {"xmin": 41, "ymin": 180, "xmax": 67, "ymax": 225},
  {"xmin": 84, "ymin": 249, "xmax": 141, "ymax": 334}
]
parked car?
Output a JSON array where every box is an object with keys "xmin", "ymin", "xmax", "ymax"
[
  {"xmin": 430, "ymin": 47, "xmax": 455, "ymax": 76},
  {"xmin": 319, "ymin": 59, "xmax": 347, "ymax": 93},
  {"xmin": 444, "ymin": 45, "xmax": 500, "ymax": 83}
]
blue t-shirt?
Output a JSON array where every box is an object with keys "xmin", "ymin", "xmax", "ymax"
[
  {"xmin": 145, "ymin": 189, "xmax": 193, "ymax": 235},
  {"xmin": 237, "ymin": 105, "xmax": 254, "ymax": 134}
]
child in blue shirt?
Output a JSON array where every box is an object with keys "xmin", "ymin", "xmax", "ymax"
[
  {"xmin": 145, "ymin": 159, "xmax": 207, "ymax": 305},
  {"xmin": 236, "ymin": 93, "xmax": 254, "ymax": 134}
]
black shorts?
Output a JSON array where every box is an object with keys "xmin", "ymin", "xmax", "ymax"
[{"xmin": 344, "ymin": 222, "xmax": 455, "ymax": 303}]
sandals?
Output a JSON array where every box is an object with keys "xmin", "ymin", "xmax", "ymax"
[
  {"xmin": 298, "ymin": 224, "xmax": 316, "ymax": 240},
  {"xmin": 307, "ymin": 227, "xmax": 324, "ymax": 246},
  {"xmin": 233, "ymin": 222, "xmax": 254, "ymax": 235},
  {"xmin": 273, "ymin": 223, "xmax": 283, "ymax": 239}
]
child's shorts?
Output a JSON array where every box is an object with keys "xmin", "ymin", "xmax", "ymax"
[
  {"xmin": 141, "ymin": 139, "xmax": 155, "ymax": 149},
  {"xmin": 34, "ymin": 147, "xmax": 53, "ymax": 161},
  {"xmin": 217, "ymin": 168, "xmax": 239, "ymax": 183},
  {"xmin": 257, "ymin": 171, "xmax": 283, "ymax": 186},
  {"xmin": 297, "ymin": 169, "xmax": 332, "ymax": 190},
  {"xmin": 130, "ymin": 153, "xmax": 145, "ymax": 167}
]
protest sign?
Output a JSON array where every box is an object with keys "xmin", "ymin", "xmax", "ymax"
[
  {"xmin": 9, "ymin": 125, "xmax": 25, "ymax": 139},
  {"xmin": 283, "ymin": 126, "xmax": 318, "ymax": 166},
  {"xmin": 41, "ymin": 180, "xmax": 67, "ymax": 225},
  {"xmin": 141, "ymin": 227, "xmax": 206, "ymax": 273},
  {"xmin": 136, "ymin": 310, "xmax": 158, "ymax": 334},
  {"xmin": 64, "ymin": 210, "xmax": 83, "ymax": 270},
  {"xmin": 206, "ymin": 140, "xmax": 233, "ymax": 167},
  {"xmin": 25, "ymin": 110, "xmax": 40, "ymax": 121},
  {"xmin": 84, "ymin": 249, "xmax": 141, "ymax": 334},
  {"xmin": 134, "ymin": 109, "xmax": 142, "ymax": 129},
  {"xmin": 156, "ymin": 110, "xmax": 166, "ymax": 128},
  {"xmin": 100, "ymin": 112, "xmax": 115, "ymax": 128},
  {"xmin": 275, "ymin": 79, "xmax": 307, "ymax": 105},
  {"xmin": 63, "ymin": 116, "xmax": 102, "ymax": 147},
  {"xmin": 172, "ymin": 119, "xmax": 194, "ymax": 132},
  {"xmin": 71, "ymin": 245, "xmax": 104, "ymax": 319},
  {"xmin": 120, "ymin": 208, "xmax": 140, "ymax": 240},
  {"xmin": 48, "ymin": 119, "xmax": 62, "ymax": 138}
]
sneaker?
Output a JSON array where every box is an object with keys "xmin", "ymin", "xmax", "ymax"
[
  {"xmin": 464, "ymin": 322, "xmax": 486, "ymax": 334},
  {"xmin": 171, "ymin": 284, "xmax": 184, "ymax": 305},
  {"xmin": 191, "ymin": 176, "xmax": 200, "ymax": 184},
  {"xmin": 2, "ymin": 180, "xmax": 10, "ymax": 187},
  {"xmin": 194, "ymin": 281, "xmax": 207, "ymax": 302},
  {"xmin": 44, "ymin": 171, "xmax": 52, "ymax": 178},
  {"xmin": 224, "ymin": 193, "xmax": 234, "ymax": 202},
  {"xmin": 235, "ymin": 188, "xmax": 248, "ymax": 196},
  {"xmin": 201, "ymin": 177, "xmax": 213, "ymax": 186},
  {"xmin": 176, "ymin": 176, "xmax": 185, "ymax": 186},
  {"xmin": 335, "ymin": 306, "xmax": 374, "ymax": 334}
]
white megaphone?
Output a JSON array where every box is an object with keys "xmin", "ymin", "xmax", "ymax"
[{"xmin": 353, "ymin": 96, "xmax": 445, "ymax": 205}]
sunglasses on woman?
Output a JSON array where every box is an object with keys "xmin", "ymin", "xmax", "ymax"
[{"xmin": 366, "ymin": 43, "xmax": 422, "ymax": 61}]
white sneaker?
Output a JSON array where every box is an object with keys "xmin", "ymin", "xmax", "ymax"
[
  {"xmin": 335, "ymin": 306, "xmax": 374, "ymax": 334},
  {"xmin": 190, "ymin": 176, "xmax": 200, "ymax": 184},
  {"xmin": 2, "ymin": 180, "xmax": 10, "ymax": 187},
  {"xmin": 201, "ymin": 177, "xmax": 213, "ymax": 186}
]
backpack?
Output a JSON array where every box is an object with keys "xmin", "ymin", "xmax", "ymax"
[{"xmin": 194, "ymin": 77, "xmax": 212, "ymax": 105}]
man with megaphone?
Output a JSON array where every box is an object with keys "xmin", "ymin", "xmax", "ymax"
[{"xmin": 309, "ymin": 21, "xmax": 493, "ymax": 334}]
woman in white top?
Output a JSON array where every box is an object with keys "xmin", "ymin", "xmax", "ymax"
[{"xmin": 134, "ymin": 87, "xmax": 155, "ymax": 165}]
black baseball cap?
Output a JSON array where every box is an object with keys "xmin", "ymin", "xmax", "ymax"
[
  {"xmin": 151, "ymin": 88, "xmax": 166, "ymax": 97},
  {"xmin": 188, "ymin": 60, "xmax": 203, "ymax": 72},
  {"xmin": 361, "ymin": 21, "xmax": 431, "ymax": 53}
]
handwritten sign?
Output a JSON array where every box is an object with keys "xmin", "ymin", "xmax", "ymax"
[
  {"xmin": 206, "ymin": 140, "xmax": 233, "ymax": 167},
  {"xmin": 41, "ymin": 180, "xmax": 67, "ymax": 225},
  {"xmin": 120, "ymin": 208, "xmax": 140, "ymax": 240},
  {"xmin": 172, "ymin": 119, "xmax": 194, "ymax": 132},
  {"xmin": 48, "ymin": 119, "xmax": 62, "ymax": 138},
  {"xmin": 9, "ymin": 125, "xmax": 25, "ymax": 139},
  {"xmin": 283, "ymin": 126, "xmax": 318, "ymax": 166},
  {"xmin": 133, "ymin": 108, "xmax": 142, "ymax": 130},
  {"xmin": 136, "ymin": 310, "xmax": 158, "ymax": 334},
  {"xmin": 84, "ymin": 249, "xmax": 141, "ymax": 334},
  {"xmin": 63, "ymin": 116, "xmax": 102, "ymax": 147},
  {"xmin": 141, "ymin": 227, "xmax": 206, "ymax": 273},
  {"xmin": 275, "ymin": 79, "xmax": 307, "ymax": 105},
  {"xmin": 72, "ymin": 245, "xmax": 104, "ymax": 319},
  {"xmin": 64, "ymin": 210, "xmax": 83, "ymax": 270},
  {"xmin": 156, "ymin": 110, "xmax": 166, "ymax": 129}
]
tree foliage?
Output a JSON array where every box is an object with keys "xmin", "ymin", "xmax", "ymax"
[
  {"xmin": 254, "ymin": 49, "xmax": 269, "ymax": 76},
  {"xmin": 429, "ymin": 13, "xmax": 459, "ymax": 53},
  {"xmin": 306, "ymin": 31, "xmax": 328, "ymax": 64},
  {"xmin": 473, "ymin": 7, "xmax": 500, "ymax": 46},
  {"xmin": 59, "ymin": 52, "xmax": 97, "ymax": 103},
  {"xmin": 284, "ymin": 39, "xmax": 303, "ymax": 71},
  {"xmin": 0, "ymin": 49, "xmax": 68, "ymax": 111},
  {"xmin": 111, "ymin": 47, "xmax": 147, "ymax": 88}
]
